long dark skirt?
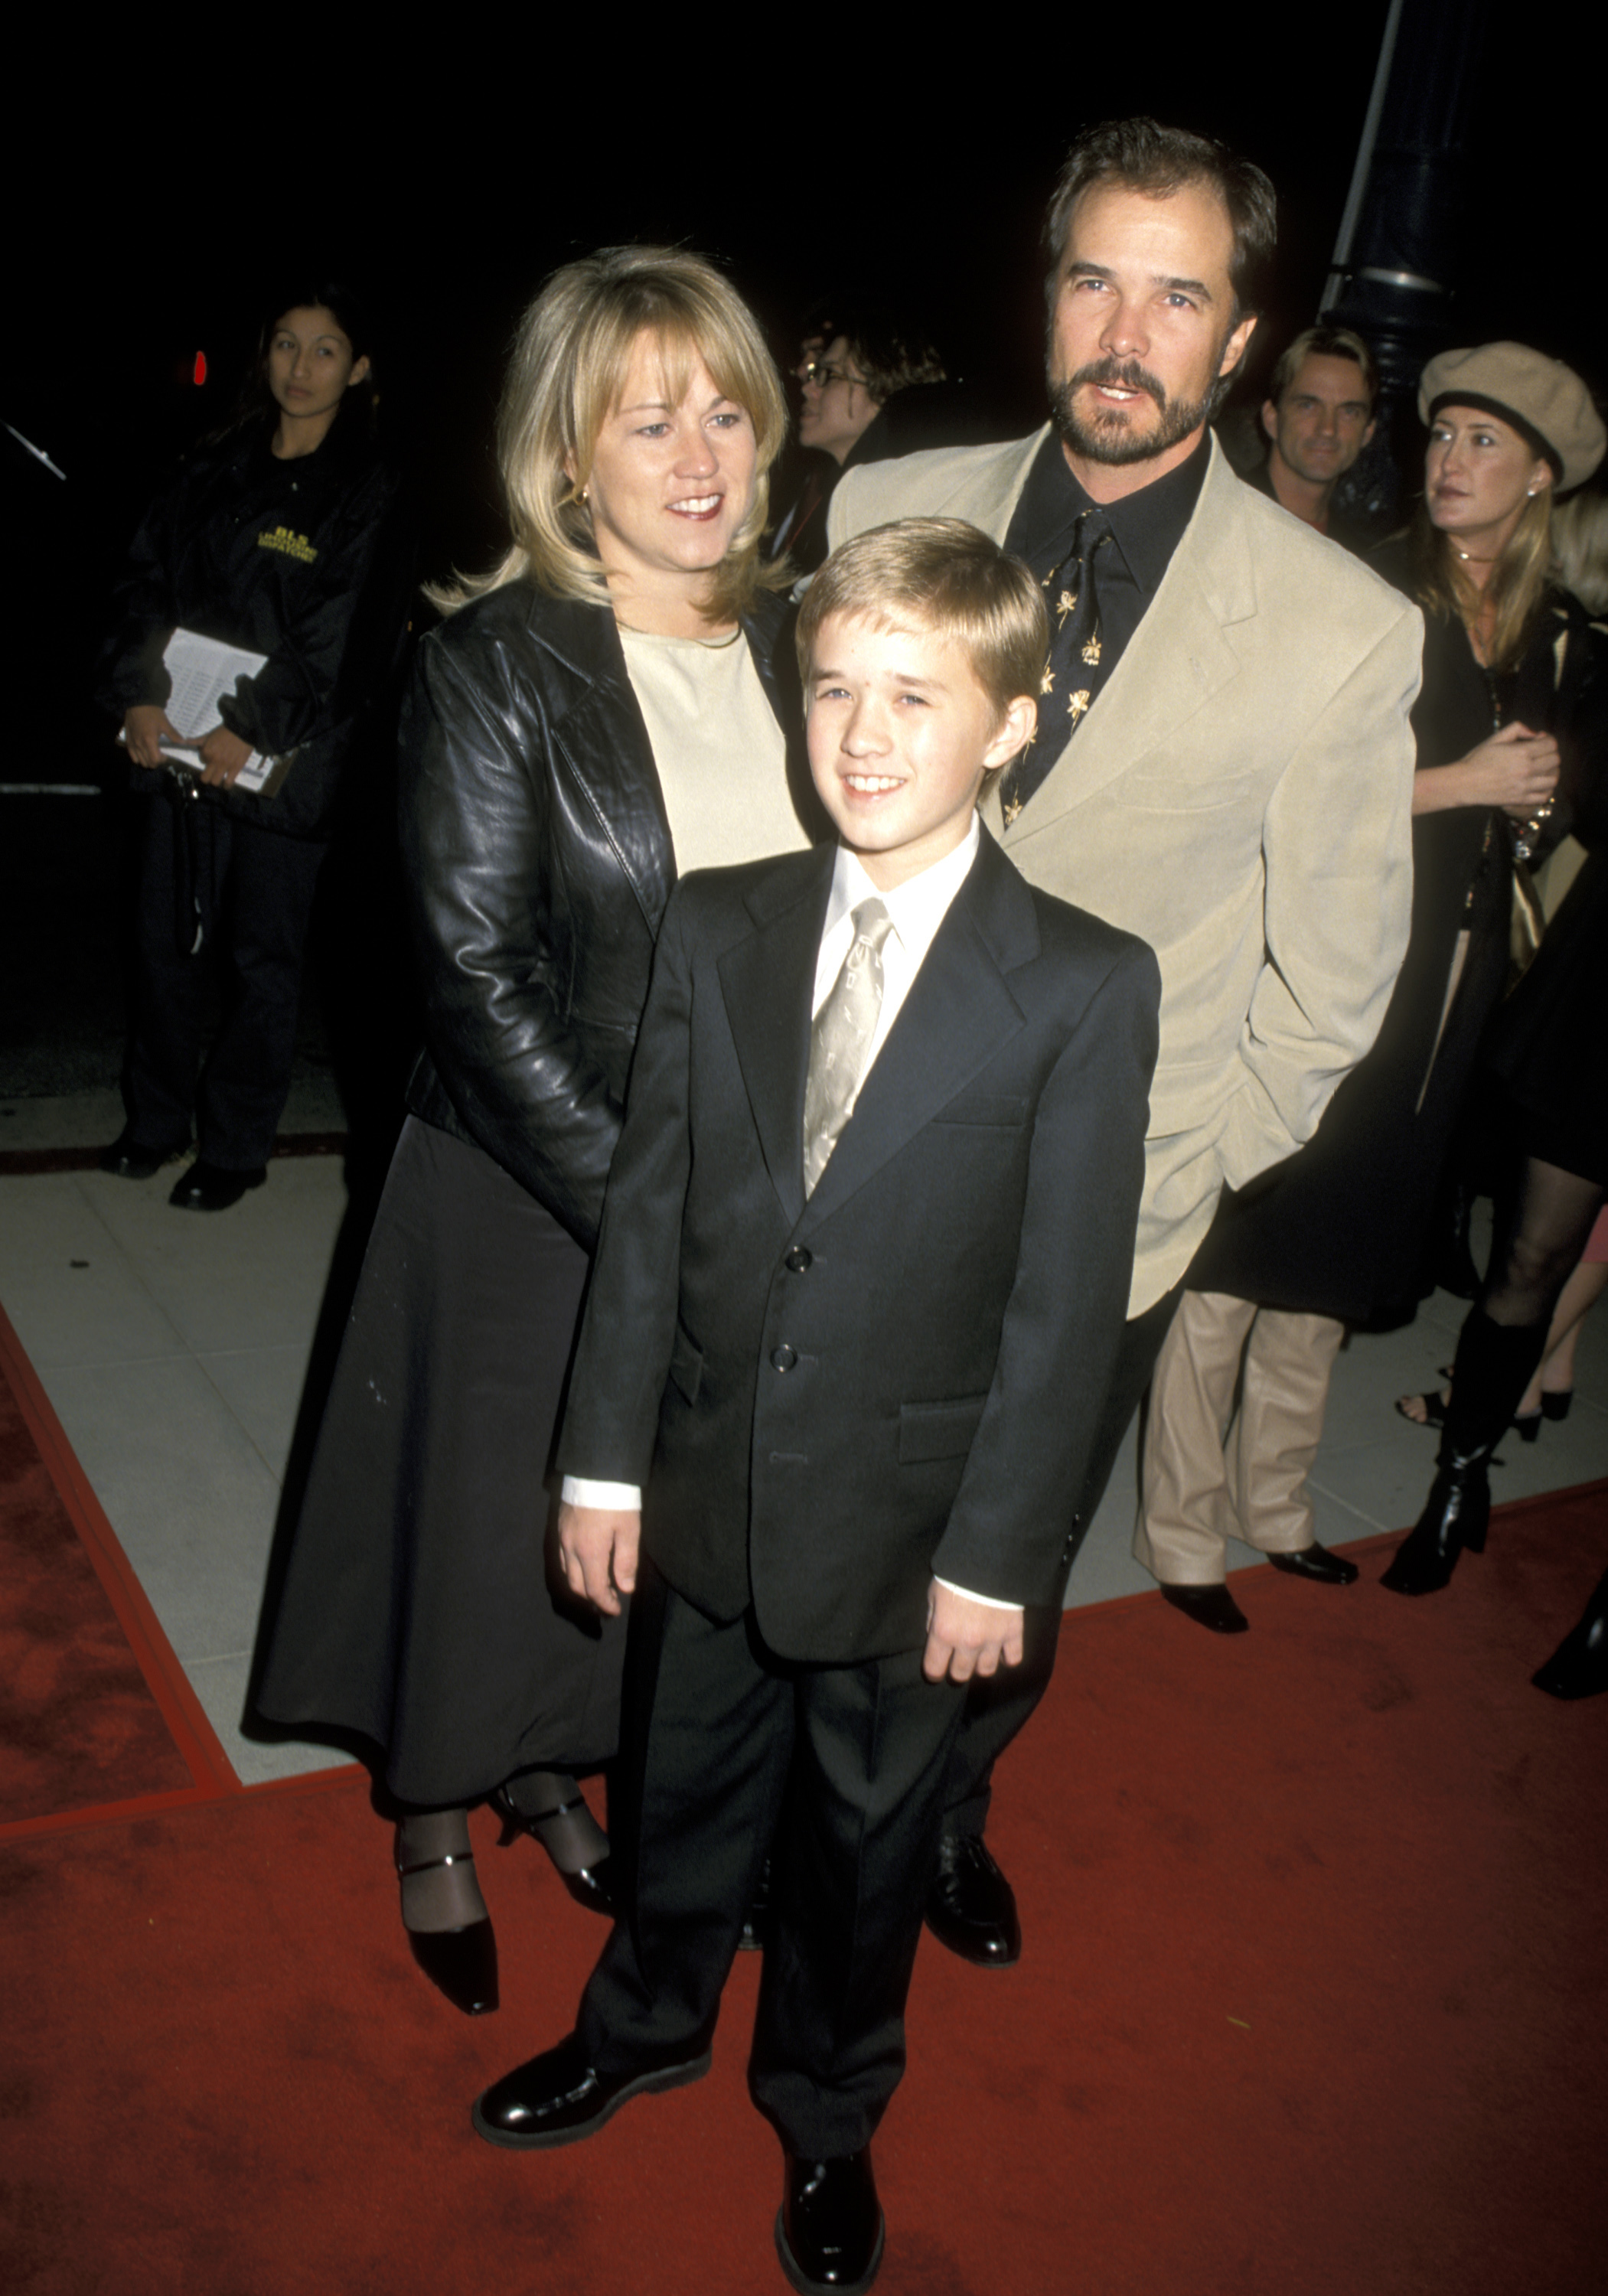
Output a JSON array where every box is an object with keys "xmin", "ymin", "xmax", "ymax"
[
  {"xmin": 1188, "ymin": 915, "xmax": 1510, "ymax": 1326},
  {"xmin": 256, "ymin": 1114, "xmax": 627, "ymax": 1805}
]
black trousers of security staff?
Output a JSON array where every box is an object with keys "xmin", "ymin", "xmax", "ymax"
[{"xmin": 124, "ymin": 788, "xmax": 325, "ymax": 1171}]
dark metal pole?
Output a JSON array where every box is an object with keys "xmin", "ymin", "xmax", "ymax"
[{"xmin": 1320, "ymin": 0, "xmax": 1495, "ymax": 532}]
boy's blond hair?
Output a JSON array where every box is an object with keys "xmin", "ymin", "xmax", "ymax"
[{"xmin": 797, "ymin": 520, "xmax": 1049, "ymax": 731}]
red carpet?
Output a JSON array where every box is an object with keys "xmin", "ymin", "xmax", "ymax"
[
  {"xmin": 2, "ymin": 1313, "xmax": 1605, "ymax": 2293},
  {"xmin": 0, "ymin": 1305, "xmax": 236, "ymax": 1837}
]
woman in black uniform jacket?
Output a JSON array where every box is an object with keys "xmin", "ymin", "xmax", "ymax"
[
  {"xmin": 99, "ymin": 285, "xmax": 409, "ymax": 1210},
  {"xmin": 255, "ymin": 249, "xmax": 818, "ymax": 2013}
]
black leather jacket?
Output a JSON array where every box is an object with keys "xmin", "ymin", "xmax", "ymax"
[{"xmin": 401, "ymin": 578, "xmax": 812, "ymax": 1250}]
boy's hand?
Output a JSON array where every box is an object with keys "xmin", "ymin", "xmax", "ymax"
[
  {"xmin": 922, "ymin": 1583, "xmax": 1024, "ymax": 1682},
  {"xmin": 556, "ymin": 1502, "xmax": 639, "ymax": 1616}
]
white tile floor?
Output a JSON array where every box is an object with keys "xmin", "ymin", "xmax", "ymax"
[{"xmin": 3, "ymin": 1095, "xmax": 1605, "ymax": 1786}]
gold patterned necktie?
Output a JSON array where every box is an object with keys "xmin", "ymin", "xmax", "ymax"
[
  {"xmin": 802, "ymin": 899, "xmax": 895, "ymax": 1196},
  {"xmin": 1002, "ymin": 505, "xmax": 1112, "ymax": 826}
]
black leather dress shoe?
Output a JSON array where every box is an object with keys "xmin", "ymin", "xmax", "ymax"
[
  {"xmin": 471, "ymin": 2031, "xmax": 710, "ymax": 2149},
  {"xmin": 1160, "ymin": 1583, "xmax": 1249, "ymax": 1633},
  {"xmin": 1266, "ymin": 1542, "xmax": 1359, "ymax": 1586},
  {"xmin": 925, "ymin": 1831, "xmax": 1020, "ymax": 1966},
  {"xmin": 776, "ymin": 2150, "xmax": 884, "ymax": 2294},
  {"xmin": 99, "ymin": 1131, "xmax": 190, "ymax": 1181},
  {"xmin": 1532, "ymin": 1573, "xmax": 1608, "ymax": 1700},
  {"xmin": 169, "ymin": 1159, "xmax": 267, "ymax": 1212}
]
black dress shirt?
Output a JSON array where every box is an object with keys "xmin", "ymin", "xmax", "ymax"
[
  {"xmin": 1003, "ymin": 429, "xmax": 1211, "ymax": 696},
  {"xmin": 1244, "ymin": 456, "xmax": 1367, "ymax": 556}
]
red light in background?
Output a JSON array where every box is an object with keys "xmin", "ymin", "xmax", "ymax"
[{"xmin": 193, "ymin": 351, "xmax": 207, "ymax": 386}]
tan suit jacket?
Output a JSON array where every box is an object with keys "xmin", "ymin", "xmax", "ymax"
[{"xmin": 830, "ymin": 430, "xmax": 1422, "ymax": 1314}]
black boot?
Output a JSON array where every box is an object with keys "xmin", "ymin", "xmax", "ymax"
[
  {"xmin": 1532, "ymin": 1567, "xmax": 1608, "ymax": 1700},
  {"xmin": 1380, "ymin": 1450, "xmax": 1492, "ymax": 1594},
  {"xmin": 1381, "ymin": 1310, "xmax": 1546, "ymax": 1597}
]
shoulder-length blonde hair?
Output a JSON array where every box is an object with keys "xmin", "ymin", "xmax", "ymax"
[
  {"xmin": 1408, "ymin": 464, "xmax": 1554, "ymax": 677},
  {"xmin": 432, "ymin": 246, "xmax": 788, "ymax": 623}
]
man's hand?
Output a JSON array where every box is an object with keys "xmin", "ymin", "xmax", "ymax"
[
  {"xmin": 122, "ymin": 703, "xmax": 182, "ymax": 768},
  {"xmin": 195, "ymin": 724, "xmax": 255, "ymax": 787},
  {"xmin": 556, "ymin": 1501, "xmax": 640, "ymax": 1616},
  {"xmin": 922, "ymin": 1581, "xmax": 1025, "ymax": 1682}
]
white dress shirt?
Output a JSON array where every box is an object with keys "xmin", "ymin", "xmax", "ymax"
[{"xmin": 563, "ymin": 819, "xmax": 1014, "ymax": 1614}]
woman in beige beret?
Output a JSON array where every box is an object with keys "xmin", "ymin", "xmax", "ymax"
[{"xmin": 1381, "ymin": 344, "xmax": 1607, "ymax": 1604}]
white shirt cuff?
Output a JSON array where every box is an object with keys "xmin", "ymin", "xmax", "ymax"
[
  {"xmin": 933, "ymin": 1575, "xmax": 1019, "ymax": 1611},
  {"xmin": 560, "ymin": 1476, "xmax": 642, "ymax": 1511}
]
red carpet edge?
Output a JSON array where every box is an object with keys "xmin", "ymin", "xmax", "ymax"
[{"xmin": 0, "ymin": 1300, "xmax": 242, "ymax": 1840}]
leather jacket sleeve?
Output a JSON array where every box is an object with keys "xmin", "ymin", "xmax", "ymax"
[{"xmin": 399, "ymin": 596, "xmax": 660, "ymax": 1249}]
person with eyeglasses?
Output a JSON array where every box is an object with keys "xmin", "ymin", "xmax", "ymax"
[{"xmin": 768, "ymin": 308, "xmax": 947, "ymax": 570}]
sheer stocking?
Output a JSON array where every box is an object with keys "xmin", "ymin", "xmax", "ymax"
[
  {"xmin": 1443, "ymin": 1159, "xmax": 1606, "ymax": 1460},
  {"xmin": 499, "ymin": 1768, "xmax": 610, "ymax": 1875},
  {"xmin": 395, "ymin": 1806, "xmax": 488, "ymax": 1934},
  {"xmin": 1481, "ymin": 1158, "xmax": 1606, "ymax": 1329}
]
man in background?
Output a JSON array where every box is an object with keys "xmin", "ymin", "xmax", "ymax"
[{"xmin": 1250, "ymin": 325, "xmax": 1377, "ymax": 544}]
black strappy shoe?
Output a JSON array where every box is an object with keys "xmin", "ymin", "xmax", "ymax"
[
  {"xmin": 395, "ymin": 1841, "xmax": 499, "ymax": 2015},
  {"xmin": 491, "ymin": 1779, "xmax": 615, "ymax": 1918}
]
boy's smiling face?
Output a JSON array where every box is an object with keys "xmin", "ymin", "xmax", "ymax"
[{"xmin": 806, "ymin": 612, "xmax": 1035, "ymax": 890}]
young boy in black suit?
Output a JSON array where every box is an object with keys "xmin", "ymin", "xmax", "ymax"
[{"xmin": 472, "ymin": 520, "xmax": 1161, "ymax": 2294}]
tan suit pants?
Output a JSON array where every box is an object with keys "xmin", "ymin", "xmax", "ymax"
[{"xmin": 1135, "ymin": 1290, "xmax": 1345, "ymax": 1585}]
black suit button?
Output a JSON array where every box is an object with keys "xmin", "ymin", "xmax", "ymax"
[
  {"xmin": 770, "ymin": 1344, "xmax": 798, "ymax": 1372},
  {"xmin": 784, "ymin": 1246, "xmax": 811, "ymax": 1274}
]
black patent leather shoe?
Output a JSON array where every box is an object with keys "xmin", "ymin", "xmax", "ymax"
[
  {"xmin": 1532, "ymin": 1579, "xmax": 1608, "ymax": 1701},
  {"xmin": 1160, "ymin": 1582, "xmax": 1249, "ymax": 1633},
  {"xmin": 99, "ymin": 1130, "xmax": 190, "ymax": 1181},
  {"xmin": 1267, "ymin": 1543, "xmax": 1359, "ymax": 1586},
  {"xmin": 397, "ymin": 1839, "xmax": 497, "ymax": 2014},
  {"xmin": 776, "ymin": 2150, "xmax": 884, "ymax": 2294},
  {"xmin": 1381, "ymin": 1456, "xmax": 1489, "ymax": 1596},
  {"xmin": 925, "ymin": 1831, "xmax": 1020, "ymax": 1967},
  {"xmin": 471, "ymin": 2031, "xmax": 711, "ymax": 2149},
  {"xmin": 169, "ymin": 1159, "xmax": 267, "ymax": 1212},
  {"xmin": 407, "ymin": 1921, "xmax": 498, "ymax": 2016},
  {"xmin": 490, "ymin": 1786, "xmax": 615, "ymax": 1917}
]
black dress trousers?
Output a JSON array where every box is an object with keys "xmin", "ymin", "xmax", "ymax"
[
  {"xmin": 938, "ymin": 1279, "xmax": 1184, "ymax": 1836},
  {"xmin": 125, "ymin": 787, "xmax": 325, "ymax": 1169},
  {"xmin": 577, "ymin": 1561, "xmax": 967, "ymax": 2159}
]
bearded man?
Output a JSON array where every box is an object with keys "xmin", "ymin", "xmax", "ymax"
[{"xmin": 827, "ymin": 116, "xmax": 1422, "ymax": 1970}]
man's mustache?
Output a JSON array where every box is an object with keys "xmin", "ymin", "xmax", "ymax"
[{"xmin": 1070, "ymin": 357, "xmax": 1169, "ymax": 409}]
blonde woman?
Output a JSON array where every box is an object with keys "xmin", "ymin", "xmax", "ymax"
[
  {"xmin": 1192, "ymin": 345, "xmax": 1603, "ymax": 1345},
  {"xmin": 256, "ymin": 249, "xmax": 820, "ymax": 2011},
  {"xmin": 1379, "ymin": 345, "xmax": 1607, "ymax": 1592}
]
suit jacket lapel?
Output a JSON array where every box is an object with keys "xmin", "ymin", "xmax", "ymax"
[
  {"xmin": 803, "ymin": 837, "xmax": 1036, "ymax": 1228},
  {"xmin": 719, "ymin": 852, "xmax": 834, "ymax": 1227},
  {"xmin": 995, "ymin": 437, "xmax": 1257, "ymax": 838}
]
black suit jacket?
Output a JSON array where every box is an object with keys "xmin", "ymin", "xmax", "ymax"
[{"xmin": 558, "ymin": 833, "xmax": 1160, "ymax": 1665}]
